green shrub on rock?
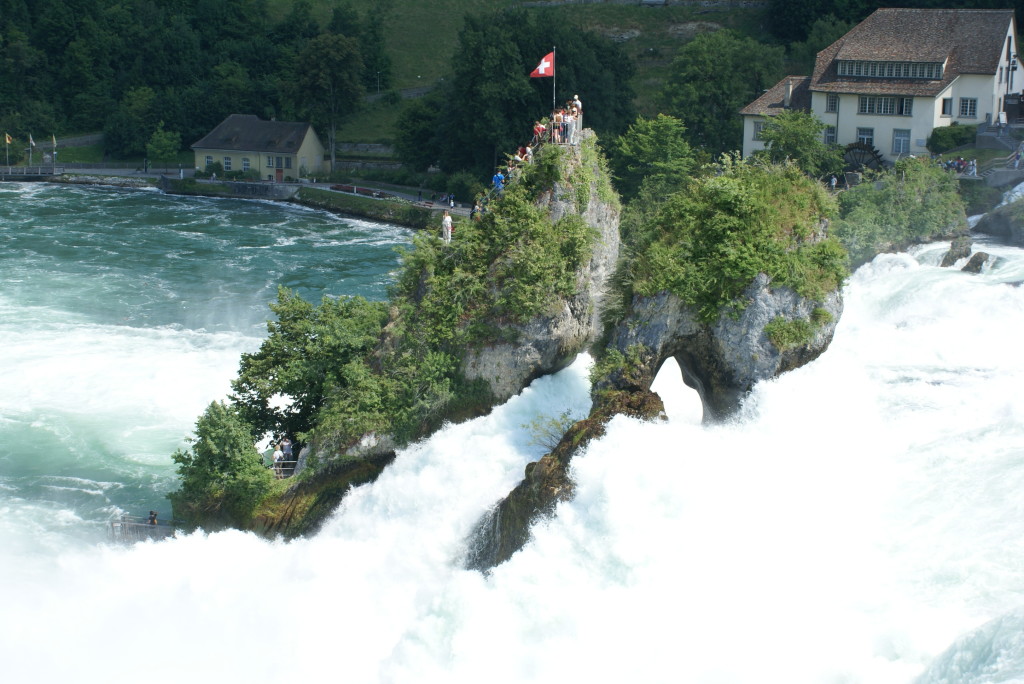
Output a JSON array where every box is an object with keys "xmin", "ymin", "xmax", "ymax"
[
  {"xmin": 169, "ymin": 401, "xmax": 274, "ymax": 529},
  {"xmin": 628, "ymin": 158, "xmax": 846, "ymax": 323}
]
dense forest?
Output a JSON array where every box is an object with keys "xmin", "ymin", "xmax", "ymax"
[
  {"xmin": 3, "ymin": 0, "xmax": 1021, "ymax": 173},
  {"xmin": 0, "ymin": 0, "xmax": 391, "ymax": 156}
]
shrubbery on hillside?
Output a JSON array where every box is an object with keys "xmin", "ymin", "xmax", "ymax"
[
  {"xmin": 832, "ymin": 157, "xmax": 966, "ymax": 266},
  {"xmin": 627, "ymin": 158, "xmax": 847, "ymax": 323}
]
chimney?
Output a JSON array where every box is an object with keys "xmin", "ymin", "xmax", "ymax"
[{"xmin": 784, "ymin": 78, "xmax": 793, "ymax": 108}]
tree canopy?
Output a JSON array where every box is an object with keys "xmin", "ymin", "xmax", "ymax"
[
  {"xmin": 169, "ymin": 401, "xmax": 273, "ymax": 528},
  {"xmin": 753, "ymin": 110, "xmax": 844, "ymax": 178},
  {"xmin": 0, "ymin": 0, "xmax": 387, "ymax": 158},
  {"xmin": 660, "ymin": 30, "xmax": 784, "ymax": 157},
  {"xmin": 609, "ymin": 114, "xmax": 702, "ymax": 202},
  {"xmin": 395, "ymin": 8, "xmax": 636, "ymax": 176}
]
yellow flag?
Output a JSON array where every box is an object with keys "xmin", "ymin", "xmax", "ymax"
[{"xmin": 4, "ymin": 133, "xmax": 10, "ymax": 145}]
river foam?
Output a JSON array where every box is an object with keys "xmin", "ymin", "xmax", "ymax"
[{"xmin": 3, "ymin": 185, "xmax": 1024, "ymax": 683}]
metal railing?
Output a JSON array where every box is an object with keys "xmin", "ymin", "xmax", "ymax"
[
  {"xmin": 0, "ymin": 165, "xmax": 65, "ymax": 176},
  {"xmin": 108, "ymin": 515, "xmax": 176, "ymax": 543},
  {"xmin": 270, "ymin": 459, "xmax": 298, "ymax": 479}
]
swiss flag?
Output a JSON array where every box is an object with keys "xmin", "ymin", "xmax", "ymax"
[{"xmin": 530, "ymin": 52, "xmax": 555, "ymax": 78}]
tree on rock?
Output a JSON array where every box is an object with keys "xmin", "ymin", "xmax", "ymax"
[
  {"xmin": 660, "ymin": 30, "xmax": 783, "ymax": 156},
  {"xmin": 170, "ymin": 401, "xmax": 273, "ymax": 529},
  {"xmin": 754, "ymin": 110, "xmax": 844, "ymax": 179},
  {"xmin": 609, "ymin": 113, "xmax": 702, "ymax": 202}
]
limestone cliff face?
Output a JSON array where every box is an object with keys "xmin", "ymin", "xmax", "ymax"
[
  {"xmin": 600, "ymin": 274, "xmax": 843, "ymax": 420},
  {"xmin": 272, "ymin": 133, "xmax": 620, "ymax": 537},
  {"xmin": 461, "ymin": 130, "xmax": 620, "ymax": 402},
  {"xmin": 466, "ymin": 273, "xmax": 843, "ymax": 570}
]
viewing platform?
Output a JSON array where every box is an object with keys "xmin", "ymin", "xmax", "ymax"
[
  {"xmin": 0, "ymin": 165, "xmax": 64, "ymax": 179},
  {"xmin": 108, "ymin": 515, "xmax": 176, "ymax": 543}
]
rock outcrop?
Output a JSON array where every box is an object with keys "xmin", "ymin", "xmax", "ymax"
[
  {"xmin": 265, "ymin": 132, "xmax": 621, "ymax": 537},
  {"xmin": 466, "ymin": 387, "xmax": 665, "ymax": 570},
  {"xmin": 941, "ymin": 235, "xmax": 973, "ymax": 267},
  {"xmin": 467, "ymin": 273, "xmax": 843, "ymax": 570},
  {"xmin": 598, "ymin": 274, "xmax": 843, "ymax": 420},
  {"xmin": 461, "ymin": 132, "xmax": 620, "ymax": 403},
  {"xmin": 974, "ymin": 202, "xmax": 1024, "ymax": 246},
  {"xmin": 962, "ymin": 252, "xmax": 992, "ymax": 273}
]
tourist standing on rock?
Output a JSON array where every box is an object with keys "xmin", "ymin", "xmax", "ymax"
[
  {"xmin": 532, "ymin": 121, "xmax": 546, "ymax": 145},
  {"xmin": 441, "ymin": 210, "xmax": 453, "ymax": 244},
  {"xmin": 272, "ymin": 444, "xmax": 284, "ymax": 477},
  {"xmin": 492, "ymin": 169, "xmax": 505, "ymax": 193}
]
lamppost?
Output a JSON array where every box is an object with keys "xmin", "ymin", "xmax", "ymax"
[{"xmin": 376, "ymin": 71, "xmax": 381, "ymax": 94}]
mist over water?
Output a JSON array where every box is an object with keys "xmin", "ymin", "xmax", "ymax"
[{"xmin": 3, "ymin": 185, "xmax": 1024, "ymax": 683}]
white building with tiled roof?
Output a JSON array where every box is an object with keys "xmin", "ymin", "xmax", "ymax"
[
  {"xmin": 741, "ymin": 8, "xmax": 1017, "ymax": 163},
  {"xmin": 192, "ymin": 114, "xmax": 326, "ymax": 181}
]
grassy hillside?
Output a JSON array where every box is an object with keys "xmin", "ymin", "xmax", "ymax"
[{"xmin": 282, "ymin": 0, "xmax": 770, "ymax": 144}]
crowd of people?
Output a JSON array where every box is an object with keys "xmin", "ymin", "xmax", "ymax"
[
  {"xmin": 437, "ymin": 95, "xmax": 585, "ymax": 243},
  {"xmin": 938, "ymin": 156, "xmax": 978, "ymax": 176},
  {"xmin": 491, "ymin": 95, "xmax": 584, "ymax": 194}
]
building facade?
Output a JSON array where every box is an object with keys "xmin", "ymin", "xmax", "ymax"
[
  {"xmin": 191, "ymin": 114, "xmax": 326, "ymax": 181},
  {"xmin": 741, "ymin": 8, "xmax": 1018, "ymax": 164}
]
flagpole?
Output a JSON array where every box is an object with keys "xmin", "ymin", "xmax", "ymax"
[{"xmin": 552, "ymin": 46, "xmax": 557, "ymax": 113}]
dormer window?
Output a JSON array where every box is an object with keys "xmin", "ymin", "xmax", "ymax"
[{"xmin": 837, "ymin": 60, "xmax": 944, "ymax": 79}]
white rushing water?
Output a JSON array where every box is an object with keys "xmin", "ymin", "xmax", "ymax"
[{"xmin": 3, "ymin": 185, "xmax": 1024, "ymax": 682}]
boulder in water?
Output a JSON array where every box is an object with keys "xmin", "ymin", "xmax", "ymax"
[
  {"xmin": 941, "ymin": 235, "xmax": 973, "ymax": 267},
  {"xmin": 961, "ymin": 252, "xmax": 990, "ymax": 273}
]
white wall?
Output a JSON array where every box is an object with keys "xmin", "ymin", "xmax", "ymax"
[{"xmin": 741, "ymin": 117, "xmax": 767, "ymax": 159}]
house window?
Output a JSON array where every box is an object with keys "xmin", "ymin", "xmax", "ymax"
[
  {"xmin": 899, "ymin": 98, "xmax": 913, "ymax": 116},
  {"xmin": 825, "ymin": 94, "xmax": 839, "ymax": 112},
  {"xmin": 838, "ymin": 60, "xmax": 942, "ymax": 79},
  {"xmin": 892, "ymin": 129, "xmax": 911, "ymax": 155},
  {"xmin": 242, "ymin": 157, "xmax": 250, "ymax": 171},
  {"xmin": 857, "ymin": 127, "xmax": 874, "ymax": 146},
  {"xmin": 204, "ymin": 155, "xmax": 213, "ymax": 169},
  {"xmin": 275, "ymin": 156, "xmax": 283, "ymax": 169},
  {"xmin": 223, "ymin": 157, "xmax": 232, "ymax": 171},
  {"xmin": 824, "ymin": 126, "xmax": 837, "ymax": 145},
  {"xmin": 859, "ymin": 96, "xmax": 891, "ymax": 114},
  {"xmin": 753, "ymin": 120, "xmax": 765, "ymax": 140},
  {"xmin": 942, "ymin": 98, "xmax": 952, "ymax": 116},
  {"xmin": 284, "ymin": 157, "xmax": 292, "ymax": 169},
  {"xmin": 959, "ymin": 98, "xmax": 978, "ymax": 118},
  {"xmin": 266, "ymin": 155, "xmax": 273, "ymax": 168}
]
